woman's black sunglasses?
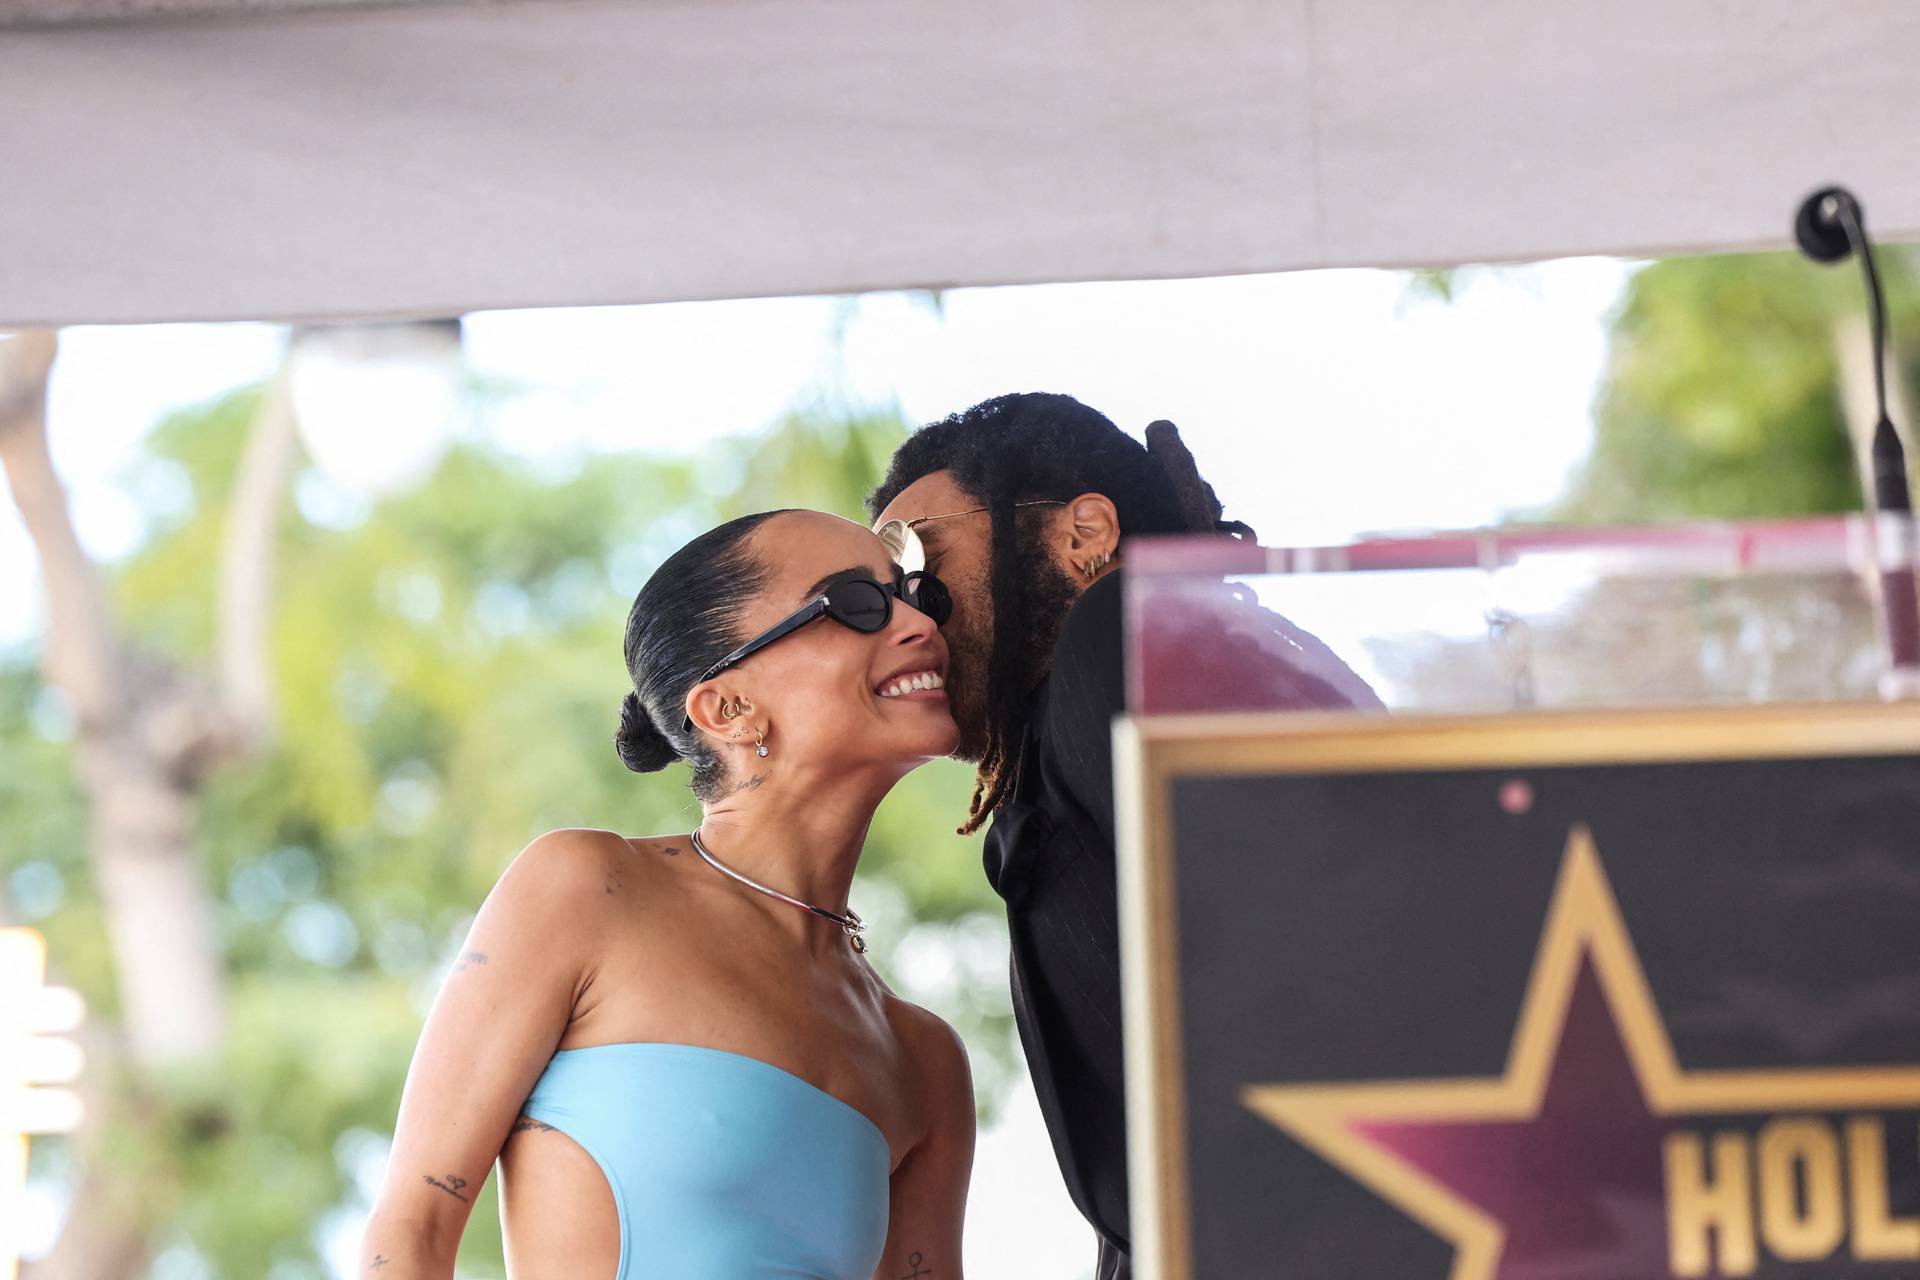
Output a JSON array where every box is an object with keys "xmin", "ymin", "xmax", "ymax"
[{"xmin": 682, "ymin": 570, "xmax": 953, "ymax": 729}]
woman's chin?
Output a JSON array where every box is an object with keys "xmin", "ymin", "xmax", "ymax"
[{"xmin": 896, "ymin": 724, "xmax": 963, "ymax": 767}]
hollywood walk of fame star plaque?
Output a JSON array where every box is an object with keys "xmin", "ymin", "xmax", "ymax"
[{"xmin": 1116, "ymin": 701, "xmax": 1920, "ymax": 1279}]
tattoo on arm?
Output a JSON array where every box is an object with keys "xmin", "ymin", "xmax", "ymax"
[
  {"xmin": 658, "ymin": 844, "xmax": 681, "ymax": 857},
  {"xmin": 368, "ymin": 1256, "xmax": 388, "ymax": 1271},
  {"xmin": 902, "ymin": 1252, "xmax": 933, "ymax": 1279},
  {"xmin": 422, "ymin": 1172, "xmax": 471, "ymax": 1202},
  {"xmin": 510, "ymin": 1116, "xmax": 556, "ymax": 1134},
  {"xmin": 452, "ymin": 951, "xmax": 488, "ymax": 973}
]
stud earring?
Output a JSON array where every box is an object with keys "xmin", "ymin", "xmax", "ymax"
[{"xmin": 754, "ymin": 728, "xmax": 769, "ymax": 758}]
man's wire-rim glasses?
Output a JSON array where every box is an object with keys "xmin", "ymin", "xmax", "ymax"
[{"xmin": 872, "ymin": 499, "xmax": 1066, "ymax": 573}]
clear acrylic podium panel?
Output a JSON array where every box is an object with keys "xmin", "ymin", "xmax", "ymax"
[{"xmin": 1124, "ymin": 516, "xmax": 1911, "ymax": 718}]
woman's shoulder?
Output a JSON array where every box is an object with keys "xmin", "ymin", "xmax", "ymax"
[
  {"xmin": 493, "ymin": 826, "xmax": 684, "ymax": 913},
  {"xmin": 886, "ymin": 993, "xmax": 966, "ymax": 1049},
  {"xmin": 879, "ymin": 993, "xmax": 975, "ymax": 1155},
  {"xmin": 505, "ymin": 825, "xmax": 626, "ymax": 877},
  {"xmin": 882, "ymin": 993, "xmax": 973, "ymax": 1099}
]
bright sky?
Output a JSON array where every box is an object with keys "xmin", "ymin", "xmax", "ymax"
[
  {"xmin": 1, "ymin": 260, "xmax": 1635, "ymax": 1275},
  {"xmin": 0, "ymin": 258, "xmax": 1632, "ymax": 651}
]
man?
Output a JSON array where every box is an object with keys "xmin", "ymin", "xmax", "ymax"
[{"xmin": 868, "ymin": 393, "xmax": 1377, "ymax": 1278}]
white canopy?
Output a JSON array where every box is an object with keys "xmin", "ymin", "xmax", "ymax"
[{"xmin": 6, "ymin": 0, "xmax": 1920, "ymax": 325}]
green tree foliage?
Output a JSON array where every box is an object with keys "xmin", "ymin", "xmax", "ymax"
[
  {"xmin": 3, "ymin": 387, "xmax": 1001, "ymax": 1277},
  {"xmin": 1561, "ymin": 248, "xmax": 1920, "ymax": 522}
]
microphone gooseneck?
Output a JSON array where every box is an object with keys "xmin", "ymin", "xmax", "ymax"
[
  {"xmin": 1796, "ymin": 186, "xmax": 1910, "ymax": 516},
  {"xmin": 1797, "ymin": 185, "xmax": 1920, "ymax": 682}
]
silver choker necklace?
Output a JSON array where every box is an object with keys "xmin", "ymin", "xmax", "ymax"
[{"xmin": 689, "ymin": 828, "xmax": 868, "ymax": 953}]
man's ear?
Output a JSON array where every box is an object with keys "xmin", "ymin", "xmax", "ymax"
[
  {"xmin": 1063, "ymin": 492, "xmax": 1121, "ymax": 565},
  {"xmin": 685, "ymin": 684, "xmax": 753, "ymax": 745}
]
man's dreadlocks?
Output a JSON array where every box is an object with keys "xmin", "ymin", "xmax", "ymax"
[{"xmin": 866, "ymin": 392, "xmax": 1251, "ymax": 832}]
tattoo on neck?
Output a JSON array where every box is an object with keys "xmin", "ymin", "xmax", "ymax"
[
  {"xmin": 423, "ymin": 1172, "xmax": 470, "ymax": 1202},
  {"xmin": 730, "ymin": 773, "xmax": 769, "ymax": 794}
]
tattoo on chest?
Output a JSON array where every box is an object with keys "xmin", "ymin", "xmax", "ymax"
[
  {"xmin": 423, "ymin": 1172, "xmax": 470, "ymax": 1202},
  {"xmin": 901, "ymin": 1250, "xmax": 932, "ymax": 1278}
]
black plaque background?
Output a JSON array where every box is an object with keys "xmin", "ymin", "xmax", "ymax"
[{"xmin": 1168, "ymin": 753, "xmax": 1920, "ymax": 1276}]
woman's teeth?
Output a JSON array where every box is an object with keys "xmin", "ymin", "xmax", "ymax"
[{"xmin": 878, "ymin": 671, "xmax": 946, "ymax": 698}]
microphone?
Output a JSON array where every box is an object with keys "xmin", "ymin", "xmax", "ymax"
[{"xmin": 1795, "ymin": 186, "xmax": 1920, "ymax": 682}]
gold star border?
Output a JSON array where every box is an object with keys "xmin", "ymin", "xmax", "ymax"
[{"xmin": 1241, "ymin": 825, "xmax": 1920, "ymax": 1280}]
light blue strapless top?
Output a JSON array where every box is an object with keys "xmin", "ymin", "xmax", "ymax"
[{"xmin": 520, "ymin": 1042, "xmax": 891, "ymax": 1279}]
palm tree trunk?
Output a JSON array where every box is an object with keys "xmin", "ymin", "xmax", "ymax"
[{"xmin": 2, "ymin": 331, "xmax": 299, "ymax": 1278}]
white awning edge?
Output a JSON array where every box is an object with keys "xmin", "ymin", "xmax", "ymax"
[{"xmin": 5, "ymin": 0, "xmax": 1918, "ymax": 325}]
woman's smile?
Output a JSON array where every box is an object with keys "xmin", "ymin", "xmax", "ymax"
[{"xmin": 875, "ymin": 668, "xmax": 948, "ymax": 700}]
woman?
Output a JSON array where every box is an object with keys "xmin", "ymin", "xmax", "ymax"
[{"xmin": 360, "ymin": 509, "xmax": 975, "ymax": 1278}]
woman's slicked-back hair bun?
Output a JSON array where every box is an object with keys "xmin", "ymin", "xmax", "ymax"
[
  {"xmin": 615, "ymin": 692, "xmax": 678, "ymax": 774},
  {"xmin": 615, "ymin": 510, "xmax": 788, "ymax": 800}
]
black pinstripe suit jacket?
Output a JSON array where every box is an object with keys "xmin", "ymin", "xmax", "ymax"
[{"xmin": 984, "ymin": 572, "xmax": 1133, "ymax": 1278}]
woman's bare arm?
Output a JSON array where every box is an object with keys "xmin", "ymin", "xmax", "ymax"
[
  {"xmin": 874, "ymin": 1011, "xmax": 976, "ymax": 1280},
  {"xmin": 359, "ymin": 829, "xmax": 616, "ymax": 1276}
]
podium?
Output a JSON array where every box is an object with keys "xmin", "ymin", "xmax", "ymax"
[{"xmin": 1117, "ymin": 518, "xmax": 1920, "ymax": 1279}]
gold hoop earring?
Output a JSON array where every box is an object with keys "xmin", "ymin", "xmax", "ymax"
[{"xmin": 720, "ymin": 698, "xmax": 744, "ymax": 721}]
